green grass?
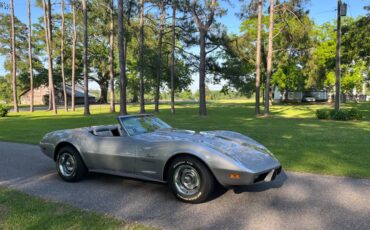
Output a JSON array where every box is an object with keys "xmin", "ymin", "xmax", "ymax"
[
  {"xmin": 0, "ymin": 188, "xmax": 153, "ymax": 230},
  {"xmin": 0, "ymin": 100, "xmax": 370, "ymax": 178}
]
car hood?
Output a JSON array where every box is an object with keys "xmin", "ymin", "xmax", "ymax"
[{"xmin": 139, "ymin": 129, "xmax": 280, "ymax": 171}]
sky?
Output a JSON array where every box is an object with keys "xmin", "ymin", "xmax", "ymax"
[{"xmin": 0, "ymin": 0, "xmax": 369, "ymax": 92}]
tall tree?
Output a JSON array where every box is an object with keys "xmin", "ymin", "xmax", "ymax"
[
  {"xmin": 170, "ymin": 0, "xmax": 176, "ymax": 114},
  {"xmin": 47, "ymin": 0, "xmax": 56, "ymax": 112},
  {"xmin": 82, "ymin": 0, "xmax": 90, "ymax": 115},
  {"xmin": 109, "ymin": 0, "xmax": 115, "ymax": 112},
  {"xmin": 27, "ymin": 0, "xmax": 34, "ymax": 112},
  {"xmin": 264, "ymin": 0, "xmax": 274, "ymax": 116},
  {"xmin": 61, "ymin": 0, "xmax": 68, "ymax": 111},
  {"xmin": 139, "ymin": 0, "xmax": 145, "ymax": 113},
  {"xmin": 10, "ymin": 0, "xmax": 18, "ymax": 112},
  {"xmin": 118, "ymin": 0, "xmax": 127, "ymax": 115},
  {"xmin": 255, "ymin": 0, "xmax": 262, "ymax": 115},
  {"xmin": 190, "ymin": 0, "xmax": 217, "ymax": 116},
  {"xmin": 154, "ymin": 0, "xmax": 167, "ymax": 113},
  {"xmin": 71, "ymin": 0, "xmax": 77, "ymax": 111},
  {"xmin": 42, "ymin": 0, "xmax": 57, "ymax": 114}
]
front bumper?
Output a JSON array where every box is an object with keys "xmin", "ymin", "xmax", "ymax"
[{"xmin": 214, "ymin": 165, "xmax": 282, "ymax": 186}]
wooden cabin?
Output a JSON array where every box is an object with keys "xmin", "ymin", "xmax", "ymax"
[{"xmin": 20, "ymin": 85, "xmax": 96, "ymax": 105}]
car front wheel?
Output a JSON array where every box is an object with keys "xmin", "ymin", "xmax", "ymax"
[
  {"xmin": 56, "ymin": 146, "xmax": 87, "ymax": 182},
  {"xmin": 168, "ymin": 156, "xmax": 215, "ymax": 203}
]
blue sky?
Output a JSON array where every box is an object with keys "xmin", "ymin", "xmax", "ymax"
[{"xmin": 0, "ymin": 0, "xmax": 369, "ymax": 92}]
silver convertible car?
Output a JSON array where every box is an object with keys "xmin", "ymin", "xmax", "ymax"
[{"xmin": 40, "ymin": 114, "xmax": 282, "ymax": 203}]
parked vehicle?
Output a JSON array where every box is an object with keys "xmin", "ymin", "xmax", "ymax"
[{"xmin": 40, "ymin": 114, "xmax": 282, "ymax": 203}]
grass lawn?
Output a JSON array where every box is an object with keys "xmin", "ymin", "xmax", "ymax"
[
  {"xmin": 0, "ymin": 188, "xmax": 152, "ymax": 230},
  {"xmin": 0, "ymin": 100, "xmax": 369, "ymax": 178}
]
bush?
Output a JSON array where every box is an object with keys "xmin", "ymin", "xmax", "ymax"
[
  {"xmin": 347, "ymin": 108, "xmax": 363, "ymax": 120},
  {"xmin": 316, "ymin": 109, "xmax": 331, "ymax": 119},
  {"xmin": 316, "ymin": 108, "xmax": 363, "ymax": 121},
  {"xmin": 0, "ymin": 105, "xmax": 9, "ymax": 117},
  {"xmin": 331, "ymin": 110, "xmax": 349, "ymax": 121}
]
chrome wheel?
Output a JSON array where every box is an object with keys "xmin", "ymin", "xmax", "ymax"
[
  {"xmin": 173, "ymin": 165, "xmax": 201, "ymax": 196},
  {"xmin": 58, "ymin": 152, "xmax": 76, "ymax": 177}
]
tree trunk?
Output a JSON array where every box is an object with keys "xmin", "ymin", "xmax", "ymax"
[
  {"xmin": 109, "ymin": 0, "xmax": 115, "ymax": 113},
  {"xmin": 132, "ymin": 93, "xmax": 138, "ymax": 103},
  {"xmin": 255, "ymin": 0, "xmax": 262, "ymax": 115},
  {"xmin": 61, "ymin": 0, "xmax": 68, "ymax": 111},
  {"xmin": 154, "ymin": 2, "xmax": 165, "ymax": 113},
  {"xmin": 139, "ymin": 0, "xmax": 145, "ymax": 114},
  {"xmin": 264, "ymin": 0, "xmax": 275, "ymax": 116},
  {"xmin": 82, "ymin": 0, "xmax": 90, "ymax": 115},
  {"xmin": 118, "ymin": 0, "xmax": 127, "ymax": 115},
  {"xmin": 191, "ymin": 0, "xmax": 216, "ymax": 116},
  {"xmin": 99, "ymin": 80, "xmax": 108, "ymax": 104},
  {"xmin": 47, "ymin": 0, "xmax": 56, "ymax": 113},
  {"xmin": 170, "ymin": 2, "xmax": 176, "ymax": 114},
  {"xmin": 10, "ymin": 0, "xmax": 18, "ymax": 113},
  {"xmin": 71, "ymin": 1, "xmax": 76, "ymax": 111},
  {"xmin": 198, "ymin": 30, "xmax": 207, "ymax": 116},
  {"xmin": 27, "ymin": 0, "xmax": 34, "ymax": 112},
  {"xmin": 42, "ymin": 0, "xmax": 57, "ymax": 114}
]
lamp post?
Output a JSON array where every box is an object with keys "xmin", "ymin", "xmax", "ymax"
[{"xmin": 335, "ymin": 0, "xmax": 347, "ymax": 112}]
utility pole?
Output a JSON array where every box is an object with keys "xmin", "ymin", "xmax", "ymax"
[{"xmin": 335, "ymin": 0, "xmax": 347, "ymax": 112}]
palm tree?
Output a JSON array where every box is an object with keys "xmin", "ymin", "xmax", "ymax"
[
  {"xmin": 61, "ymin": 0, "xmax": 68, "ymax": 111},
  {"xmin": 27, "ymin": 0, "xmax": 34, "ymax": 112},
  {"xmin": 139, "ymin": 0, "xmax": 145, "ymax": 114},
  {"xmin": 71, "ymin": 0, "xmax": 77, "ymax": 111},
  {"xmin": 82, "ymin": 0, "xmax": 90, "ymax": 115},
  {"xmin": 170, "ymin": 0, "xmax": 176, "ymax": 114},
  {"xmin": 255, "ymin": 0, "xmax": 262, "ymax": 115},
  {"xmin": 109, "ymin": 0, "xmax": 115, "ymax": 113},
  {"xmin": 10, "ymin": 0, "xmax": 18, "ymax": 113},
  {"xmin": 118, "ymin": 0, "xmax": 127, "ymax": 115},
  {"xmin": 264, "ymin": 0, "xmax": 275, "ymax": 116}
]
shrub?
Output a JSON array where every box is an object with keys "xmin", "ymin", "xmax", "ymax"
[
  {"xmin": 0, "ymin": 104, "xmax": 9, "ymax": 117},
  {"xmin": 331, "ymin": 110, "xmax": 349, "ymax": 121},
  {"xmin": 316, "ymin": 109, "xmax": 331, "ymax": 119},
  {"xmin": 347, "ymin": 108, "xmax": 363, "ymax": 120},
  {"xmin": 316, "ymin": 108, "xmax": 363, "ymax": 121}
]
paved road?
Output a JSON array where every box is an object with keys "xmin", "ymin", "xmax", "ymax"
[{"xmin": 1, "ymin": 141, "xmax": 369, "ymax": 230}]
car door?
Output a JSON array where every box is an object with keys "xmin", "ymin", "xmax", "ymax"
[
  {"xmin": 133, "ymin": 134, "xmax": 169, "ymax": 181},
  {"xmin": 82, "ymin": 135, "xmax": 137, "ymax": 173}
]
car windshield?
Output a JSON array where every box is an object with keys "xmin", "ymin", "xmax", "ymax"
[{"xmin": 119, "ymin": 115, "xmax": 171, "ymax": 136}]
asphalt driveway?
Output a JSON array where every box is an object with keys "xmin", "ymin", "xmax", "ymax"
[{"xmin": 0, "ymin": 141, "xmax": 369, "ymax": 230}]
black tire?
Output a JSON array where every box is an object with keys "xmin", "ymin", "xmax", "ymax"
[
  {"xmin": 168, "ymin": 156, "xmax": 215, "ymax": 203},
  {"xmin": 56, "ymin": 146, "xmax": 87, "ymax": 182}
]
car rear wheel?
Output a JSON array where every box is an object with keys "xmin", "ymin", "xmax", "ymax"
[
  {"xmin": 56, "ymin": 146, "xmax": 87, "ymax": 182},
  {"xmin": 168, "ymin": 156, "xmax": 215, "ymax": 203}
]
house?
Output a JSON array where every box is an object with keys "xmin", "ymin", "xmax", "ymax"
[
  {"xmin": 273, "ymin": 86, "xmax": 329, "ymax": 103},
  {"xmin": 20, "ymin": 85, "xmax": 96, "ymax": 105}
]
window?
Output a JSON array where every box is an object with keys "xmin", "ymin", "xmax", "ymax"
[{"xmin": 120, "ymin": 116, "xmax": 171, "ymax": 136}]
